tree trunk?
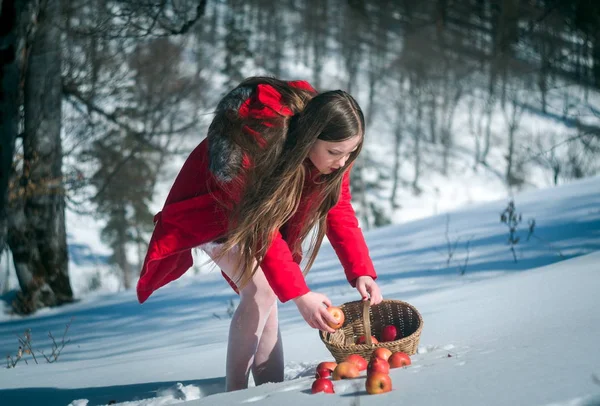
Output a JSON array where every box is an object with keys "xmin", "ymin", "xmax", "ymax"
[
  {"xmin": 593, "ymin": 30, "xmax": 600, "ymax": 88},
  {"xmin": 429, "ymin": 92, "xmax": 437, "ymax": 144},
  {"xmin": 412, "ymin": 84, "xmax": 422, "ymax": 194},
  {"xmin": 506, "ymin": 123, "xmax": 515, "ymax": 184},
  {"xmin": 114, "ymin": 206, "xmax": 131, "ymax": 289},
  {"xmin": 0, "ymin": 0, "xmax": 21, "ymax": 258},
  {"xmin": 504, "ymin": 98, "xmax": 523, "ymax": 186},
  {"xmin": 390, "ymin": 114, "xmax": 403, "ymax": 209},
  {"xmin": 481, "ymin": 95, "xmax": 494, "ymax": 164},
  {"xmin": 8, "ymin": 0, "xmax": 73, "ymax": 314}
]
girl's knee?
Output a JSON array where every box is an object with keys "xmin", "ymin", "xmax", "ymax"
[
  {"xmin": 255, "ymin": 292, "xmax": 277, "ymax": 313},
  {"xmin": 239, "ymin": 272, "xmax": 276, "ymax": 310},
  {"xmin": 240, "ymin": 285, "xmax": 276, "ymax": 312}
]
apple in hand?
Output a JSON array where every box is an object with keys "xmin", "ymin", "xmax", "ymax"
[
  {"xmin": 356, "ymin": 335, "xmax": 379, "ymax": 345},
  {"xmin": 315, "ymin": 361, "xmax": 337, "ymax": 378},
  {"xmin": 371, "ymin": 347, "xmax": 393, "ymax": 361},
  {"xmin": 344, "ymin": 354, "xmax": 367, "ymax": 371},
  {"xmin": 365, "ymin": 371, "xmax": 392, "ymax": 394},
  {"xmin": 311, "ymin": 377, "xmax": 335, "ymax": 394},
  {"xmin": 332, "ymin": 361, "xmax": 360, "ymax": 380},
  {"xmin": 326, "ymin": 306, "xmax": 345, "ymax": 330},
  {"xmin": 367, "ymin": 357, "xmax": 390, "ymax": 375},
  {"xmin": 381, "ymin": 325, "xmax": 397, "ymax": 342},
  {"xmin": 388, "ymin": 352, "xmax": 411, "ymax": 368}
]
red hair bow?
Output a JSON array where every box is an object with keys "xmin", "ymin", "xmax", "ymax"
[{"xmin": 238, "ymin": 81, "xmax": 316, "ymax": 147}]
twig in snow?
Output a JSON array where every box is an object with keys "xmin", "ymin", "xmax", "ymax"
[
  {"xmin": 444, "ymin": 214, "xmax": 460, "ymax": 268},
  {"xmin": 39, "ymin": 318, "xmax": 73, "ymax": 363},
  {"xmin": 458, "ymin": 239, "xmax": 472, "ymax": 276}
]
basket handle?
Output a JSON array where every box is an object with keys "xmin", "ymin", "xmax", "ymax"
[{"xmin": 362, "ymin": 299, "xmax": 373, "ymax": 346}]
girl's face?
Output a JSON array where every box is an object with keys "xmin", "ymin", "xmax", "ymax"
[{"xmin": 308, "ymin": 136, "xmax": 361, "ymax": 174}]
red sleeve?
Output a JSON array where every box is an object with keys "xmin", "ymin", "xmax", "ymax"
[
  {"xmin": 260, "ymin": 230, "xmax": 310, "ymax": 303},
  {"xmin": 326, "ymin": 169, "xmax": 377, "ymax": 287}
]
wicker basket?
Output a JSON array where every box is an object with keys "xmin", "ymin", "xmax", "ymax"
[{"xmin": 319, "ymin": 299, "xmax": 423, "ymax": 363}]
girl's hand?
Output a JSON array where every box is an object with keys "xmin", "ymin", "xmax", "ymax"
[
  {"xmin": 292, "ymin": 291, "xmax": 337, "ymax": 333},
  {"xmin": 355, "ymin": 276, "xmax": 383, "ymax": 305}
]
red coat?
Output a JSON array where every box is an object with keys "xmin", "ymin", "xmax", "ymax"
[{"xmin": 136, "ymin": 81, "xmax": 377, "ymax": 304}]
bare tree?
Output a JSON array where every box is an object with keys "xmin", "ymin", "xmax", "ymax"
[
  {"xmin": 7, "ymin": 0, "xmax": 73, "ymax": 314},
  {"xmin": 62, "ymin": 7, "xmax": 205, "ymax": 287},
  {"xmin": 1, "ymin": 0, "xmax": 206, "ymax": 314},
  {"xmin": 0, "ymin": 0, "xmax": 29, "ymax": 271},
  {"xmin": 502, "ymin": 89, "xmax": 525, "ymax": 187},
  {"xmin": 533, "ymin": 132, "xmax": 563, "ymax": 185},
  {"xmin": 390, "ymin": 83, "xmax": 405, "ymax": 209}
]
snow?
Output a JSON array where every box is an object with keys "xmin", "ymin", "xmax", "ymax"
[{"xmin": 1, "ymin": 176, "xmax": 600, "ymax": 406}]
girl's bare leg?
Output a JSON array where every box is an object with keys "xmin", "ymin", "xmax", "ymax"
[
  {"xmin": 251, "ymin": 302, "xmax": 284, "ymax": 386},
  {"xmin": 202, "ymin": 244, "xmax": 281, "ymax": 392}
]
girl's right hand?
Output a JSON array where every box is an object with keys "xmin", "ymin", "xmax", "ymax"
[{"xmin": 293, "ymin": 291, "xmax": 337, "ymax": 334}]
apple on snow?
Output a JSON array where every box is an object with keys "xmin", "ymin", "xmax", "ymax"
[
  {"xmin": 344, "ymin": 354, "xmax": 367, "ymax": 371},
  {"xmin": 367, "ymin": 357, "xmax": 390, "ymax": 375},
  {"xmin": 315, "ymin": 361, "xmax": 337, "ymax": 378},
  {"xmin": 365, "ymin": 371, "xmax": 392, "ymax": 394},
  {"xmin": 332, "ymin": 361, "xmax": 360, "ymax": 380},
  {"xmin": 371, "ymin": 347, "xmax": 392, "ymax": 361},
  {"xmin": 311, "ymin": 378, "xmax": 334, "ymax": 394},
  {"xmin": 389, "ymin": 351, "xmax": 411, "ymax": 368}
]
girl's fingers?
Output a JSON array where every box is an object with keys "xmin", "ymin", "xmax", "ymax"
[
  {"xmin": 318, "ymin": 310, "xmax": 336, "ymax": 333},
  {"xmin": 358, "ymin": 285, "xmax": 369, "ymax": 300}
]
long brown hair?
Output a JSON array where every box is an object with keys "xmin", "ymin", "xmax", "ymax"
[{"xmin": 210, "ymin": 76, "xmax": 365, "ymax": 291}]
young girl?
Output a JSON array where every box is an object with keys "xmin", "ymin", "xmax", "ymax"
[{"xmin": 136, "ymin": 77, "xmax": 383, "ymax": 391}]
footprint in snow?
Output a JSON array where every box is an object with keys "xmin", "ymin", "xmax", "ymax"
[
  {"xmin": 277, "ymin": 384, "xmax": 306, "ymax": 392},
  {"xmin": 243, "ymin": 394, "xmax": 269, "ymax": 403}
]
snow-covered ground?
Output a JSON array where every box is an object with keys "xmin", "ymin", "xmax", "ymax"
[{"xmin": 1, "ymin": 175, "xmax": 599, "ymax": 406}]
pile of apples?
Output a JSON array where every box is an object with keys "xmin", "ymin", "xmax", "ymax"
[
  {"xmin": 311, "ymin": 347, "xmax": 411, "ymax": 395},
  {"xmin": 312, "ymin": 305, "xmax": 411, "ymax": 395}
]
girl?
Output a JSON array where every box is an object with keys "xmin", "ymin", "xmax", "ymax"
[{"xmin": 136, "ymin": 77, "xmax": 383, "ymax": 391}]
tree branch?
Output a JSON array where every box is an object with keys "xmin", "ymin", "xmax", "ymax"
[{"xmin": 62, "ymin": 82, "xmax": 163, "ymax": 152}]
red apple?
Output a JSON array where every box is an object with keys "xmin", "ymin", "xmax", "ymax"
[
  {"xmin": 326, "ymin": 306, "xmax": 345, "ymax": 330},
  {"xmin": 365, "ymin": 371, "xmax": 392, "ymax": 394},
  {"xmin": 344, "ymin": 354, "xmax": 367, "ymax": 371},
  {"xmin": 388, "ymin": 352, "xmax": 411, "ymax": 368},
  {"xmin": 381, "ymin": 325, "xmax": 397, "ymax": 342},
  {"xmin": 356, "ymin": 335, "xmax": 379, "ymax": 345},
  {"xmin": 332, "ymin": 361, "xmax": 360, "ymax": 380},
  {"xmin": 311, "ymin": 377, "xmax": 335, "ymax": 394},
  {"xmin": 367, "ymin": 357, "xmax": 390, "ymax": 375},
  {"xmin": 371, "ymin": 347, "xmax": 393, "ymax": 361},
  {"xmin": 315, "ymin": 361, "xmax": 337, "ymax": 378}
]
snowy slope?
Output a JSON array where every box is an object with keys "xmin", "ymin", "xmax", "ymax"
[{"xmin": 0, "ymin": 176, "xmax": 599, "ymax": 406}]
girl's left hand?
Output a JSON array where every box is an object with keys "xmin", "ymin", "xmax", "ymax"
[{"xmin": 355, "ymin": 276, "xmax": 383, "ymax": 305}]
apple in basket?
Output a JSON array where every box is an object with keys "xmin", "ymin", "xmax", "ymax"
[
  {"xmin": 356, "ymin": 335, "xmax": 379, "ymax": 345},
  {"xmin": 367, "ymin": 357, "xmax": 390, "ymax": 375},
  {"xmin": 315, "ymin": 361, "xmax": 337, "ymax": 378},
  {"xmin": 371, "ymin": 347, "xmax": 393, "ymax": 361},
  {"xmin": 332, "ymin": 361, "xmax": 360, "ymax": 380},
  {"xmin": 311, "ymin": 377, "xmax": 335, "ymax": 394},
  {"xmin": 344, "ymin": 354, "xmax": 368, "ymax": 371},
  {"xmin": 365, "ymin": 371, "xmax": 392, "ymax": 395},
  {"xmin": 326, "ymin": 306, "xmax": 345, "ymax": 330},
  {"xmin": 381, "ymin": 325, "xmax": 398, "ymax": 342},
  {"xmin": 388, "ymin": 352, "xmax": 412, "ymax": 368}
]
